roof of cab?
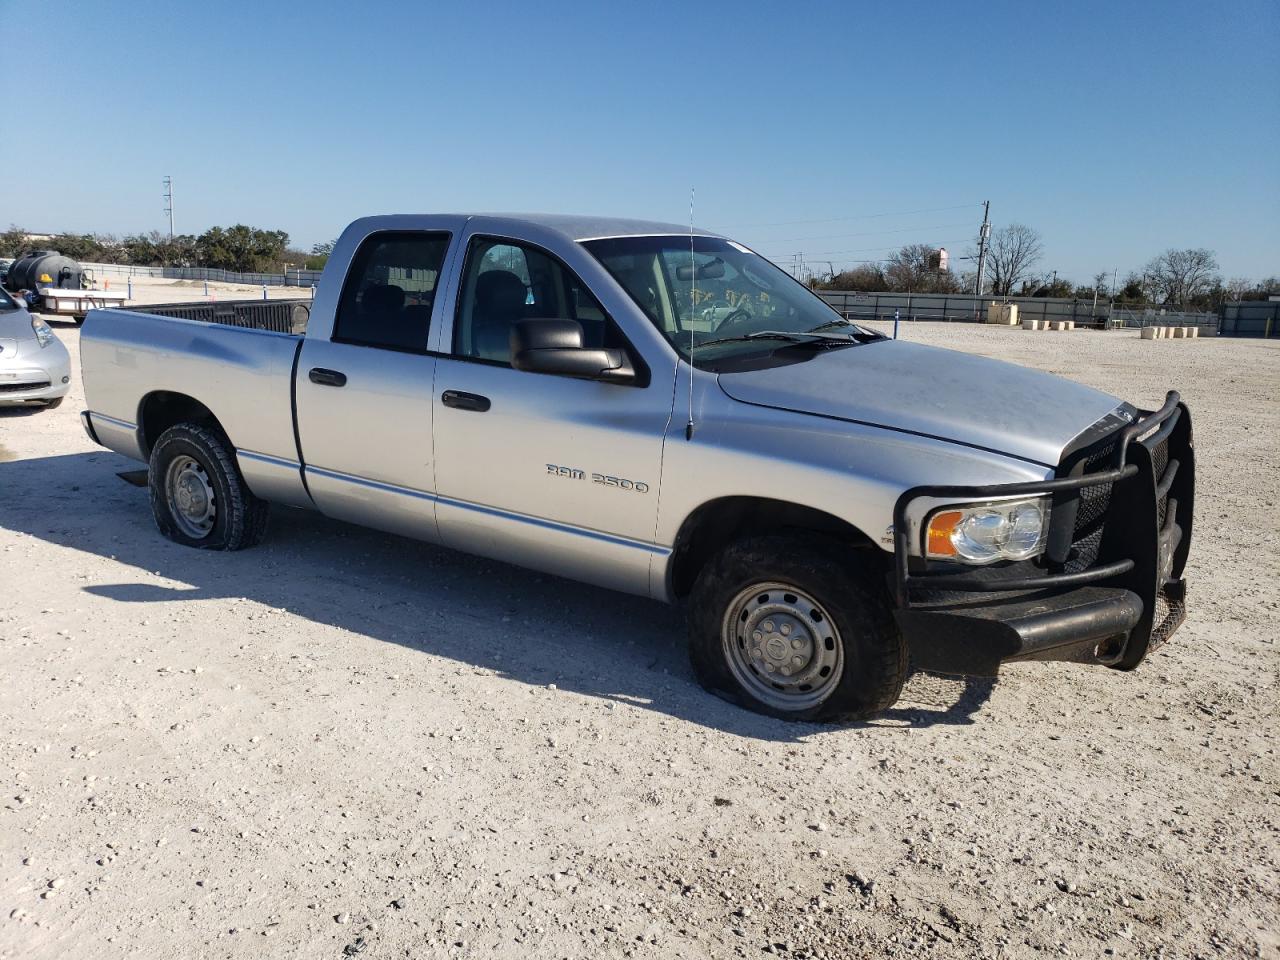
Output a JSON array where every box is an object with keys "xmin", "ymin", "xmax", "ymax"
[
  {"xmin": 475, "ymin": 213, "xmax": 723, "ymax": 241},
  {"xmin": 357, "ymin": 213, "xmax": 724, "ymax": 242}
]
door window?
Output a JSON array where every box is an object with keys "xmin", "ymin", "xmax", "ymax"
[
  {"xmin": 334, "ymin": 232, "xmax": 451, "ymax": 352},
  {"xmin": 453, "ymin": 237, "xmax": 612, "ymax": 363}
]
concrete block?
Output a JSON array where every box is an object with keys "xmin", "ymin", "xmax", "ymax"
[
  {"xmin": 987, "ymin": 302, "xmax": 1019, "ymax": 325},
  {"xmin": 1187, "ymin": 326, "xmax": 1199, "ymax": 338},
  {"xmin": 1141, "ymin": 326, "xmax": 1157, "ymax": 339},
  {"xmin": 1172, "ymin": 326, "xmax": 1187, "ymax": 338},
  {"xmin": 1022, "ymin": 318, "xmax": 1041, "ymax": 330}
]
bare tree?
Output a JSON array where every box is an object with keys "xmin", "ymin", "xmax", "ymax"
[
  {"xmin": 1144, "ymin": 249, "xmax": 1219, "ymax": 307},
  {"xmin": 822, "ymin": 263, "xmax": 887, "ymax": 291},
  {"xmin": 1224, "ymin": 277, "xmax": 1256, "ymax": 302},
  {"xmin": 884, "ymin": 243, "xmax": 963, "ymax": 293},
  {"xmin": 984, "ymin": 224, "xmax": 1044, "ymax": 296}
]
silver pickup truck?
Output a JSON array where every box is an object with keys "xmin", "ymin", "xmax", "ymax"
[{"xmin": 80, "ymin": 214, "xmax": 1195, "ymax": 721}]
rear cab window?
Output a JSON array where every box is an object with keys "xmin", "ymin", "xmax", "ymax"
[{"xmin": 334, "ymin": 232, "xmax": 451, "ymax": 352}]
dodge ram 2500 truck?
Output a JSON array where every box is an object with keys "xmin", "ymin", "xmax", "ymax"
[{"xmin": 79, "ymin": 214, "xmax": 1194, "ymax": 721}]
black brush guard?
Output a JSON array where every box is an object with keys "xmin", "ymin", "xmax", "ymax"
[{"xmin": 891, "ymin": 392, "xmax": 1194, "ymax": 676}]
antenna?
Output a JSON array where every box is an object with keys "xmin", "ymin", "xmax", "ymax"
[{"xmin": 685, "ymin": 187, "xmax": 696, "ymax": 441}]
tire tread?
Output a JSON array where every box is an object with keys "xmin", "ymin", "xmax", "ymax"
[
  {"xmin": 688, "ymin": 535, "xmax": 907, "ymax": 722},
  {"xmin": 149, "ymin": 423, "xmax": 269, "ymax": 550}
]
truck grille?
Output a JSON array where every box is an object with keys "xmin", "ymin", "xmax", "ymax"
[
  {"xmin": 1149, "ymin": 586, "xmax": 1185, "ymax": 650},
  {"xmin": 1062, "ymin": 434, "xmax": 1119, "ymax": 574},
  {"xmin": 1151, "ymin": 435, "xmax": 1170, "ymax": 528}
]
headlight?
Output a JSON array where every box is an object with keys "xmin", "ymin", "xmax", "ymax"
[
  {"xmin": 925, "ymin": 498, "xmax": 1050, "ymax": 564},
  {"xmin": 31, "ymin": 316, "xmax": 55, "ymax": 348}
]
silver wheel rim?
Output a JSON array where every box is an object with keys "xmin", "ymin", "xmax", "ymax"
[
  {"xmin": 721, "ymin": 581, "xmax": 844, "ymax": 711},
  {"xmin": 165, "ymin": 454, "xmax": 216, "ymax": 539}
]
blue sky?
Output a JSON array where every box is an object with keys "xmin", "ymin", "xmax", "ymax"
[{"xmin": 3, "ymin": 0, "xmax": 1277, "ymax": 282}]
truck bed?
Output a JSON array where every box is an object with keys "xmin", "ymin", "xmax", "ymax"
[
  {"xmin": 119, "ymin": 298, "xmax": 311, "ymax": 335},
  {"xmin": 80, "ymin": 306, "xmax": 309, "ymax": 508}
]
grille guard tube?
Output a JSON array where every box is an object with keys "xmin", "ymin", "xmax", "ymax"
[{"xmin": 891, "ymin": 391, "xmax": 1193, "ymax": 675}]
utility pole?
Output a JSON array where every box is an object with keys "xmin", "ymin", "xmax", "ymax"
[
  {"xmin": 163, "ymin": 176, "xmax": 175, "ymax": 239},
  {"xmin": 974, "ymin": 200, "xmax": 991, "ymax": 298}
]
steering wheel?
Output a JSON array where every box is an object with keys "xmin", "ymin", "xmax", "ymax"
[{"xmin": 712, "ymin": 307, "xmax": 754, "ymax": 333}]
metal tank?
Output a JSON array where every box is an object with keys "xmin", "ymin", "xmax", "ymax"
[{"xmin": 3, "ymin": 251, "xmax": 86, "ymax": 291}]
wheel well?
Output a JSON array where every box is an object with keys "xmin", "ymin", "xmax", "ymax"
[
  {"xmin": 137, "ymin": 392, "xmax": 224, "ymax": 459},
  {"xmin": 668, "ymin": 496, "xmax": 882, "ymax": 599}
]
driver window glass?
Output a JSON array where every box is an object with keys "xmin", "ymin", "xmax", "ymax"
[{"xmin": 453, "ymin": 237, "xmax": 610, "ymax": 363}]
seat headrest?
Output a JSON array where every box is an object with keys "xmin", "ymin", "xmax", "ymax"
[
  {"xmin": 363, "ymin": 284, "xmax": 405, "ymax": 315},
  {"xmin": 475, "ymin": 270, "xmax": 527, "ymax": 315}
]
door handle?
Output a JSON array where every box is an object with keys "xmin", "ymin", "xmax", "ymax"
[
  {"xmin": 309, "ymin": 367, "xmax": 347, "ymax": 387},
  {"xmin": 441, "ymin": 389, "xmax": 491, "ymax": 412}
]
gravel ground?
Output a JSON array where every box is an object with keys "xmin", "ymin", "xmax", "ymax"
[{"xmin": 1, "ymin": 322, "xmax": 1277, "ymax": 960}]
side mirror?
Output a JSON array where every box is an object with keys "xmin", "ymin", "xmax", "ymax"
[{"xmin": 511, "ymin": 319, "xmax": 635, "ymax": 384}]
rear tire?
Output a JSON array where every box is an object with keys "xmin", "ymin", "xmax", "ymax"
[
  {"xmin": 148, "ymin": 422, "xmax": 269, "ymax": 550},
  {"xmin": 687, "ymin": 535, "xmax": 907, "ymax": 722}
]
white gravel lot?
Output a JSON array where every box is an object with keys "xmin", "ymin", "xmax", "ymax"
[
  {"xmin": 107, "ymin": 276, "xmax": 309, "ymax": 306},
  {"xmin": 1, "ymin": 321, "xmax": 1277, "ymax": 960}
]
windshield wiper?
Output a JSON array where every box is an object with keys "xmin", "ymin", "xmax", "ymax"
[
  {"xmin": 695, "ymin": 329, "xmax": 859, "ymax": 350},
  {"xmin": 806, "ymin": 319, "xmax": 884, "ymax": 341}
]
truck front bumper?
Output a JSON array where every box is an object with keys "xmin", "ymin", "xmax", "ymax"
[{"xmin": 891, "ymin": 393, "xmax": 1193, "ymax": 677}]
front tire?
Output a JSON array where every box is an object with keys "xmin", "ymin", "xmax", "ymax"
[
  {"xmin": 687, "ymin": 536, "xmax": 907, "ymax": 722},
  {"xmin": 148, "ymin": 422, "xmax": 269, "ymax": 550}
]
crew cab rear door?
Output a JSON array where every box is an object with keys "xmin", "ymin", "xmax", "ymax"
[
  {"xmin": 430, "ymin": 222, "xmax": 675, "ymax": 597},
  {"xmin": 294, "ymin": 224, "xmax": 462, "ymax": 541}
]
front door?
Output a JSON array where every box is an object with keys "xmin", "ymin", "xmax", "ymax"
[
  {"xmin": 295, "ymin": 230, "xmax": 452, "ymax": 542},
  {"xmin": 432, "ymin": 234, "xmax": 673, "ymax": 596}
]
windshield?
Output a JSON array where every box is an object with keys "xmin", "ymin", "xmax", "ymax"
[
  {"xmin": 581, "ymin": 235, "xmax": 877, "ymax": 363},
  {"xmin": 0, "ymin": 287, "xmax": 17, "ymax": 311}
]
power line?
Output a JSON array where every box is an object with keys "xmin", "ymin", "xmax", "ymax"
[
  {"xmin": 726, "ymin": 202, "xmax": 982, "ymax": 229},
  {"xmin": 759, "ymin": 236, "xmax": 973, "ymax": 259},
  {"xmin": 757, "ymin": 221, "xmax": 977, "ymax": 245}
]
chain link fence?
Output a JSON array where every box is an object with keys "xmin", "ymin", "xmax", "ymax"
[
  {"xmin": 816, "ymin": 291, "xmax": 1220, "ymax": 333},
  {"xmin": 1219, "ymin": 300, "xmax": 1280, "ymax": 337},
  {"xmin": 81, "ymin": 261, "xmax": 322, "ymax": 288}
]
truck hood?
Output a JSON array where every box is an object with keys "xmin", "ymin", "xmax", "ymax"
[{"xmin": 716, "ymin": 339, "xmax": 1123, "ymax": 467}]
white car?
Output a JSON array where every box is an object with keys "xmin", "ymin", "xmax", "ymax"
[{"xmin": 0, "ymin": 287, "xmax": 71, "ymax": 408}]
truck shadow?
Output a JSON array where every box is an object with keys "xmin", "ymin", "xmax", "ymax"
[{"xmin": 0, "ymin": 451, "xmax": 995, "ymax": 740}]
